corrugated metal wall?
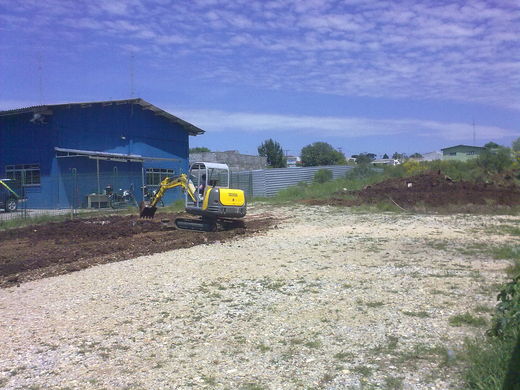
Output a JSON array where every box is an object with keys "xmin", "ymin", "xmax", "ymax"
[{"xmin": 231, "ymin": 165, "xmax": 354, "ymax": 198}]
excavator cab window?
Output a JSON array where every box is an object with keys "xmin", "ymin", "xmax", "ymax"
[{"xmin": 207, "ymin": 168, "xmax": 229, "ymax": 188}]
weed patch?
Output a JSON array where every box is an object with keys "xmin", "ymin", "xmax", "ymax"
[{"xmin": 449, "ymin": 313, "xmax": 487, "ymax": 327}]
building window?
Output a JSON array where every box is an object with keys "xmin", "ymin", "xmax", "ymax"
[
  {"xmin": 466, "ymin": 151, "xmax": 476, "ymax": 155},
  {"xmin": 146, "ymin": 168, "xmax": 174, "ymax": 185},
  {"xmin": 449, "ymin": 152, "xmax": 456, "ymax": 156},
  {"xmin": 6, "ymin": 164, "xmax": 40, "ymax": 186}
]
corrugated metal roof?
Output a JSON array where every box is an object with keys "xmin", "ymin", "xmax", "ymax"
[
  {"xmin": 441, "ymin": 144, "xmax": 485, "ymax": 151},
  {"xmin": 0, "ymin": 98, "xmax": 205, "ymax": 136}
]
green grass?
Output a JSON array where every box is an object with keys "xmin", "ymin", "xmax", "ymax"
[
  {"xmin": 352, "ymin": 365, "xmax": 373, "ymax": 377},
  {"xmin": 240, "ymin": 382, "xmax": 268, "ymax": 390},
  {"xmin": 449, "ymin": 312, "xmax": 487, "ymax": 327},
  {"xmin": 265, "ymin": 168, "xmax": 387, "ymax": 204},
  {"xmin": 0, "ymin": 208, "xmax": 133, "ymax": 230},
  {"xmin": 490, "ymin": 244, "xmax": 520, "ymax": 277},
  {"xmin": 257, "ymin": 160, "xmax": 520, "ymax": 215},
  {"xmin": 0, "ymin": 212, "xmax": 76, "ymax": 230},
  {"xmin": 484, "ymin": 225, "xmax": 520, "ymax": 236},
  {"xmin": 402, "ymin": 310, "xmax": 430, "ymax": 318},
  {"xmin": 0, "ymin": 200, "xmax": 185, "ymax": 231},
  {"xmin": 384, "ymin": 376, "xmax": 404, "ymax": 390},
  {"xmin": 460, "ymin": 331, "xmax": 518, "ymax": 390},
  {"xmin": 333, "ymin": 351, "xmax": 354, "ymax": 362}
]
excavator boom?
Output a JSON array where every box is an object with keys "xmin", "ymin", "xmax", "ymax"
[{"xmin": 139, "ymin": 174, "xmax": 196, "ymax": 218}]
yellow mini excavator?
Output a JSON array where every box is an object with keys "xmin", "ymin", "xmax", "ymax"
[{"xmin": 139, "ymin": 162, "xmax": 246, "ymax": 231}]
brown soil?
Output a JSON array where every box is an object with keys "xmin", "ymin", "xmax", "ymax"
[
  {"xmin": 0, "ymin": 212, "xmax": 275, "ymax": 288},
  {"xmin": 306, "ymin": 171, "xmax": 520, "ymax": 208}
]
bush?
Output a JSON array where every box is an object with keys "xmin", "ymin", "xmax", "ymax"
[
  {"xmin": 314, "ymin": 169, "xmax": 333, "ymax": 183},
  {"xmin": 461, "ymin": 271, "xmax": 520, "ymax": 389},
  {"xmin": 346, "ymin": 165, "xmax": 381, "ymax": 179},
  {"xmin": 477, "ymin": 148, "xmax": 513, "ymax": 174},
  {"xmin": 490, "ymin": 276, "xmax": 520, "ymax": 338}
]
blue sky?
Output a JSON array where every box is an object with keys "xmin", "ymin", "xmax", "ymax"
[{"xmin": 1, "ymin": 0, "xmax": 519, "ymax": 157}]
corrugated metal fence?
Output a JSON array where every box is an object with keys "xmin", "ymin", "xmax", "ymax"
[{"xmin": 231, "ymin": 165, "xmax": 354, "ymax": 198}]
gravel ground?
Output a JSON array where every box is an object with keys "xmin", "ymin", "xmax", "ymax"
[{"xmin": 0, "ymin": 204, "xmax": 516, "ymax": 390}]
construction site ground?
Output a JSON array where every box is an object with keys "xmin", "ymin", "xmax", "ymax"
[
  {"xmin": 0, "ymin": 202, "xmax": 517, "ymax": 389},
  {"xmin": 308, "ymin": 171, "xmax": 520, "ymax": 210},
  {"xmin": 0, "ymin": 212, "xmax": 275, "ymax": 288}
]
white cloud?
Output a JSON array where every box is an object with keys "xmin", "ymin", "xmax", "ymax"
[
  {"xmin": 170, "ymin": 108, "xmax": 519, "ymax": 141},
  {"xmin": 2, "ymin": 0, "xmax": 519, "ymax": 111}
]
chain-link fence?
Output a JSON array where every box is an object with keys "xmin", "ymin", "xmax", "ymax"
[
  {"xmin": 1, "ymin": 165, "xmax": 355, "ymax": 227},
  {"xmin": 0, "ymin": 170, "xmax": 160, "ymax": 227}
]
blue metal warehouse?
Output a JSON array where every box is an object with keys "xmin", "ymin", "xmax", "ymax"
[{"xmin": 0, "ymin": 98, "xmax": 204, "ymax": 209}]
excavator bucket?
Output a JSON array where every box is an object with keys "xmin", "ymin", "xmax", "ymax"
[{"xmin": 139, "ymin": 202, "xmax": 157, "ymax": 219}]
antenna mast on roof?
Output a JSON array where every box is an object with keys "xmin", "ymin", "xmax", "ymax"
[
  {"xmin": 472, "ymin": 118, "xmax": 476, "ymax": 146},
  {"xmin": 130, "ymin": 53, "xmax": 135, "ymax": 98},
  {"xmin": 37, "ymin": 52, "xmax": 43, "ymax": 105}
]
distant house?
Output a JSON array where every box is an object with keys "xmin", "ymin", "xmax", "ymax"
[
  {"xmin": 421, "ymin": 151, "xmax": 442, "ymax": 161},
  {"xmin": 372, "ymin": 158, "xmax": 400, "ymax": 166},
  {"xmin": 189, "ymin": 150, "xmax": 267, "ymax": 172},
  {"xmin": 286, "ymin": 155, "xmax": 301, "ymax": 168},
  {"xmin": 441, "ymin": 145, "xmax": 486, "ymax": 161}
]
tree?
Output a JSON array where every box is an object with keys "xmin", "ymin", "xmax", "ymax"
[
  {"xmin": 512, "ymin": 137, "xmax": 520, "ymax": 152},
  {"xmin": 352, "ymin": 153, "xmax": 376, "ymax": 165},
  {"xmin": 484, "ymin": 141, "xmax": 500, "ymax": 149},
  {"xmin": 410, "ymin": 152, "xmax": 423, "ymax": 158},
  {"xmin": 300, "ymin": 142, "xmax": 345, "ymax": 166},
  {"xmin": 382, "ymin": 153, "xmax": 389, "ymax": 159},
  {"xmin": 392, "ymin": 152, "xmax": 408, "ymax": 161},
  {"xmin": 189, "ymin": 146, "xmax": 211, "ymax": 153},
  {"xmin": 476, "ymin": 147, "xmax": 513, "ymax": 173},
  {"xmin": 258, "ymin": 139, "xmax": 287, "ymax": 168}
]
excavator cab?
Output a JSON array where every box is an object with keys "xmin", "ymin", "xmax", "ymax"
[{"xmin": 187, "ymin": 162, "xmax": 228, "ymax": 204}]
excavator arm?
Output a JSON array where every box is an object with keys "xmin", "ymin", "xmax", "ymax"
[{"xmin": 140, "ymin": 173, "xmax": 197, "ymax": 218}]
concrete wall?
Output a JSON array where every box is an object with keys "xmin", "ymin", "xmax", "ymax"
[{"xmin": 190, "ymin": 151, "xmax": 267, "ymax": 172}]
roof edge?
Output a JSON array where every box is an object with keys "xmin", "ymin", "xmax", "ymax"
[{"xmin": 0, "ymin": 98, "xmax": 205, "ymax": 136}]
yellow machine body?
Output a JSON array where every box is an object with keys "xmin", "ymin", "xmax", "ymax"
[{"xmin": 219, "ymin": 188, "xmax": 246, "ymax": 207}]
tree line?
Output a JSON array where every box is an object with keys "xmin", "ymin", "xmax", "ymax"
[{"xmin": 191, "ymin": 137, "xmax": 520, "ymax": 169}]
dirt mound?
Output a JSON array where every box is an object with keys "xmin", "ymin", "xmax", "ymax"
[
  {"xmin": 307, "ymin": 171, "xmax": 520, "ymax": 208},
  {"xmin": 0, "ymin": 212, "xmax": 275, "ymax": 288}
]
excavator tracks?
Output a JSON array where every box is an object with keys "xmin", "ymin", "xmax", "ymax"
[
  {"xmin": 173, "ymin": 217, "xmax": 245, "ymax": 232},
  {"xmin": 174, "ymin": 218, "xmax": 217, "ymax": 232}
]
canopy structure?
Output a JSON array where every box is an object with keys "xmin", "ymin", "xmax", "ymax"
[
  {"xmin": 55, "ymin": 147, "xmax": 181, "ymax": 195},
  {"xmin": 55, "ymin": 147, "xmax": 180, "ymax": 162},
  {"xmin": 190, "ymin": 162, "xmax": 229, "ymax": 171}
]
